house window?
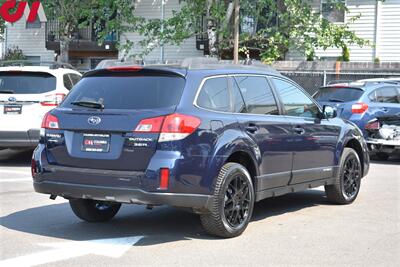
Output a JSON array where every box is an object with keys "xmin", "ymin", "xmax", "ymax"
[
  {"xmin": 25, "ymin": 56, "xmax": 41, "ymax": 62},
  {"xmin": 26, "ymin": 17, "xmax": 42, "ymax": 29},
  {"xmin": 321, "ymin": 0, "xmax": 345, "ymax": 23}
]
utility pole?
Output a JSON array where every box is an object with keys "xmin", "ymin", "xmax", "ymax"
[
  {"xmin": 233, "ymin": 0, "xmax": 240, "ymax": 64},
  {"xmin": 160, "ymin": 0, "xmax": 165, "ymax": 63}
]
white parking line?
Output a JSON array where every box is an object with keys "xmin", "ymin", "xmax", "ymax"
[
  {"xmin": 0, "ymin": 169, "xmax": 31, "ymax": 175},
  {"xmin": 0, "ymin": 178, "xmax": 31, "ymax": 183},
  {"xmin": 0, "ymin": 236, "xmax": 144, "ymax": 267}
]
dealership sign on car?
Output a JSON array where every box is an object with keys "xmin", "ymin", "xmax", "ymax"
[{"xmin": 0, "ymin": 0, "xmax": 42, "ymax": 23}]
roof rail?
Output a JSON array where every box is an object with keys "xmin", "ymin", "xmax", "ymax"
[
  {"xmin": 94, "ymin": 57, "xmax": 280, "ymax": 74},
  {"xmin": 365, "ymin": 80, "xmax": 400, "ymax": 85},
  {"xmin": 180, "ymin": 57, "xmax": 219, "ymax": 69},
  {"xmin": 179, "ymin": 57, "xmax": 280, "ymax": 74},
  {"xmin": 0, "ymin": 60, "xmax": 76, "ymax": 70}
]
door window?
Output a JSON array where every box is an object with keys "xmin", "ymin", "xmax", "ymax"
[
  {"xmin": 369, "ymin": 87, "xmax": 400, "ymax": 103},
  {"xmin": 271, "ymin": 78, "xmax": 320, "ymax": 118},
  {"xmin": 234, "ymin": 76, "xmax": 279, "ymax": 115}
]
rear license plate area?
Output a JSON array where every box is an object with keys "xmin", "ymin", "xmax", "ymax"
[
  {"xmin": 4, "ymin": 104, "xmax": 22, "ymax": 115},
  {"xmin": 81, "ymin": 134, "xmax": 111, "ymax": 153}
]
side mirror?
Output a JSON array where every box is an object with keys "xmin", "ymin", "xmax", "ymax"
[{"xmin": 323, "ymin": 105, "xmax": 337, "ymax": 119}]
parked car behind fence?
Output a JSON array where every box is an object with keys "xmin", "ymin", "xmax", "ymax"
[{"xmin": 314, "ymin": 79, "xmax": 400, "ymax": 160}]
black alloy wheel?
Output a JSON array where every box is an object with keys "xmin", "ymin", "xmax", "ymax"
[
  {"xmin": 223, "ymin": 174, "xmax": 251, "ymax": 229},
  {"xmin": 342, "ymin": 155, "xmax": 361, "ymax": 200}
]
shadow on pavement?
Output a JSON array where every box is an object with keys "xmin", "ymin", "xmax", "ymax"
[
  {"xmin": 0, "ymin": 149, "xmax": 33, "ymax": 167},
  {"xmin": 0, "ymin": 189, "xmax": 330, "ymax": 245},
  {"xmin": 370, "ymin": 156, "xmax": 400, "ymax": 165}
]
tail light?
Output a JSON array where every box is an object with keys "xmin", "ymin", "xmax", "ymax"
[
  {"xmin": 41, "ymin": 112, "xmax": 60, "ymax": 129},
  {"xmin": 134, "ymin": 113, "xmax": 201, "ymax": 142},
  {"xmin": 159, "ymin": 168, "xmax": 170, "ymax": 190},
  {"xmin": 41, "ymin": 93, "xmax": 66, "ymax": 106},
  {"xmin": 107, "ymin": 66, "xmax": 143, "ymax": 72},
  {"xmin": 365, "ymin": 120, "xmax": 380, "ymax": 130},
  {"xmin": 352, "ymin": 102, "xmax": 368, "ymax": 114},
  {"xmin": 31, "ymin": 158, "xmax": 37, "ymax": 177},
  {"xmin": 134, "ymin": 116, "xmax": 165, "ymax": 133}
]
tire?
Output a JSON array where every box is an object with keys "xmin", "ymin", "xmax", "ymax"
[
  {"xmin": 325, "ymin": 148, "xmax": 362, "ymax": 205},
  {"xmin": 200, "ymin": 163, "xmax": 255, "ymax": 238},
  {"xmin": 376, "ymin": 152, "xmax": 389, "ymax": 161},
  {"xmin": 69, "ymin": 199, "xmax": 121, "ymax": 222}
]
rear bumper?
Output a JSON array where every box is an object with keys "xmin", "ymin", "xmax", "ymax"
[
  {"xmin": 0, "ymin": 130, "xmax": 40, "ymax": 148},
  {"xmin": 366, "ymin": 138, "xmax": 400, "ymax": 155},
  {"xmin": 33, "ymin": 180, "xmax": 213, "ymax": 211}
]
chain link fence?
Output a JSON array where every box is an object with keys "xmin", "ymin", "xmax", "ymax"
[{"xmin": 280, "ymin": 71, "xmax": 400, "ymax": 95}]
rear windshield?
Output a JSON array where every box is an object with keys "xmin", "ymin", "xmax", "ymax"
[
  {"xmin": 0, "ymin": 72, "xmax": 57, "ymax": 94},
  {"xmin": 314, "ymin": 87, "xmax": 364, "ymax": 102},
  {"xmin": 62, "ymin": 76, "xmax": 185, "ymax": 110}
]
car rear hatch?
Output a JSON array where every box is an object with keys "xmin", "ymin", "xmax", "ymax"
[
  {"xmin": 45, "ymin": 67, "xmax": 186, "ymax": 171},
  {"xmin": 0, "ymin": 71, "xmax": 61, "ymax": 132},
  {"xmin": 314, "ymin": 86, "xmax": 364, "ymax": 119}
]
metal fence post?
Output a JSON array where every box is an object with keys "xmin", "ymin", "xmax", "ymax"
[{"xmin": 323, "ymin": 70, "xmax": 327, "ymax": 86}]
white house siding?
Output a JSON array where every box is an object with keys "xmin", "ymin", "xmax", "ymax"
[
  {"xmin": 379, "ymin": 0, "xmax": 400, "ymax": 62},
  {"xmin": 5, "ymin": 18, "xmax": 54, "ymax": 62},
  {"xmin": 0, "ymin": 41, "xmax": 3, "ymax": 59},
  {"xmin": 120, "ymin": 0, "xmax": 203, "ymax": 62},
  {"xmin": 314, "ymin": 0, "xmax": 376, "ymax": 62}
]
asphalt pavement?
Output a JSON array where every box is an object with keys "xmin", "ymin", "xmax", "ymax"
[{"xmin": 0, "ymin": 149, "xmax": 399, "ymax": 266}]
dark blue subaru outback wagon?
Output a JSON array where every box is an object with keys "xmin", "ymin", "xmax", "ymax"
[{"xmin": 32, "ymin": 61, "xmax": 370, "ymax": 238}]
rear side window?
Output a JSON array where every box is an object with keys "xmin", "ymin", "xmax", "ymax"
[
  {"xmin": 62, "ymin": 76, "xmax": 185, "ymax": 110},
  {"xmin": 314, "ymin": 87, "xmax": 364, "ymax": 102},
  {"xmin": 63, "ymin": 74, "xmax": 73, "ymax": 90},
  {"xmin": 369, "ymin": 87, "xmax": 400, "ymax": 103},
  {"xmin": 0, "ymin": 72, "xmax": 56, "ymax": 94},
  {"xmin": 69, "ymin": 74, "xmax": 81, "ymax": 86},
  {"xmin": 235, "ymin": 76, "xmax": 279, "ymax": 115},
  {"xmin": 197, "ymin": 77, "xmax": 230, "ymax": 112}
]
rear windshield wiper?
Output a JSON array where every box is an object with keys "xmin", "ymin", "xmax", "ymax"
[
  {"xmin": 71, "ymin": 101, "xmax": 105, "ymax": 109},
  {"xmin": 0, "ymin": 90, "xmax": 14, "ymax": 94},
  {"xmin": 328, "ymin": 98, "xmax": 345, "ymax": 103}
]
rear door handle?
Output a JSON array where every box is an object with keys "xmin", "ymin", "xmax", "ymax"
[
  {"xmin": 381, "ymin": 108, "xmax": 388, "ymax": 113},
  {"xmin": 293, "ymin": 126, "xmax": 306, "ymax": 135}
]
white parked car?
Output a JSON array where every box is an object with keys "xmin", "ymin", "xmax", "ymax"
[{"xmin": 0, "ymin": 64, "xmax": 81, "ymax": 149}]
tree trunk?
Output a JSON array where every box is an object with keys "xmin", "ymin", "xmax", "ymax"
[
  {"xmin": 233, "ymin": 0, "xmax": 240, "ymax": 64},
  {"xmin": 59, "ymin": 37, "xmax": 70, "ymax": 63},
  {"xmin": 206, "ymin": 0, "xmax": 218, "ymax": 57}
]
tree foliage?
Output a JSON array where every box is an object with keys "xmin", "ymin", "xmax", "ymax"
[
  {"xmin": 0, "ymin": 0, "xmax": 370, "ymax": 63},
  {"xmin": 3, "ymin": 46, "xmax": 26, "ymax": 60},
  {"xmin": 133, "ymin": 0, "xmax": 369, "ymax": 62},
  {"xmin": 41, "ymin": 0, "xmax": 142, "ymax": 62}
]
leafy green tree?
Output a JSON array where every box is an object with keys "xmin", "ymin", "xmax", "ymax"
[
  {"xmin": 0, "ymin": 0, "xmax": 370, "ymax": 63},
  {"xmin": 133, "ymin": 0, "xmax": 369, "ymax": 62},
  {"xmin": 3, "ymin": 46, "xmax": 26, "ymax": 60},
  {"xmin": 41, "ymin": 0, "xmax": 143, "ymax": 62},
  {"xmin": 0, "ymin": 0, "xmax": 143, "ymax": 62}
]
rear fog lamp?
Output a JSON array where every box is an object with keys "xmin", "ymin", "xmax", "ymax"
[{"xmin": 159, "ymin": 168, "xmax": 170, "ymax": 190}]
